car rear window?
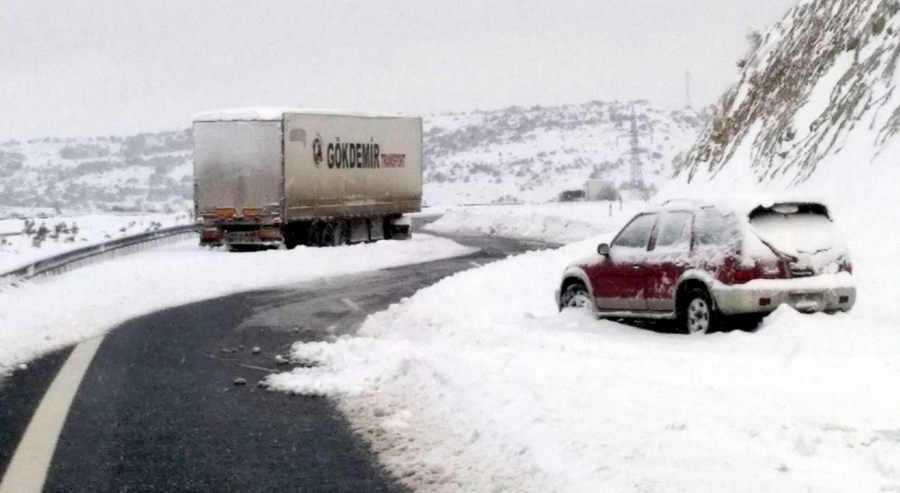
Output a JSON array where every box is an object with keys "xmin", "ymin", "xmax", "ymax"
[
  {"xmin": 696, "ymin": 208, "xmax": 740, "ymax": 246},
  {"xmin": 748, "ymin": 203, "xmax": 841, "ymax": 256}
]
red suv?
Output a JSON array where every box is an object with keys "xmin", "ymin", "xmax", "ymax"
[{"xmin": 556, "ymin": 199, "xmax": 856, "ymax": 334}]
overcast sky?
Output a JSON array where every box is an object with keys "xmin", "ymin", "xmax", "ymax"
[{"xmin": 0, "ymin": 0, "xmax": 796, "ymax": 140}]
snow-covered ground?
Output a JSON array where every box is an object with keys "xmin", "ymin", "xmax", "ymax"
[
  {"xmin": 423, "ymin": 201, "xmax": 645, "ymax": 244},
  {"xmin": 0, "ymin": 212, "xmax": 191, "ymax": 274},
  {"xmin": 0, "ymin": 234, "xmax": 475, "ymax": 375},
  {"xmin": 267, "ymin": 197, "xmax": 900, "ymax": 492}
]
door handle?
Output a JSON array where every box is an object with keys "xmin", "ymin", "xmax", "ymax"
[{"xmin": 631, "ymin": 264, "xmax": 641, "ymax": 270}]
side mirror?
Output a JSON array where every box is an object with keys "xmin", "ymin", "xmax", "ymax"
[{"xmin": 597, "ymin": 243, "xmax": 610, "ymax": 256}]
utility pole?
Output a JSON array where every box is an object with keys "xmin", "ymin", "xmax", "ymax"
[
  {"xmin": 615, "ymin": 104, "xmax": 654, "ymax": 195},
  {"xmin": 629, "ymin": 106, "xmax": 644, "ymax": 189}
]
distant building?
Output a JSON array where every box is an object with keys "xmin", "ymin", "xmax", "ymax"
[{"xmin": 584, "ymin": 179, "xmax": 618, "ymax": 201}]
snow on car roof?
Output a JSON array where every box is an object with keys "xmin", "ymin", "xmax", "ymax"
[
  {"xmin": 193, "ymin": 107, "xmax": 408, "ymax": 122},
  {"xmin": 657, "ymin": 194, "xmax": 831, "ymax": 217}
]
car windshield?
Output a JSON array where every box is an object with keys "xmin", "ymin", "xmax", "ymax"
[{"xmin": 748, "ymin": 204, "xmax": 842, "ymax": 256}]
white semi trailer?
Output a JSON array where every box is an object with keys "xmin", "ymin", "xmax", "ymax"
[{"xmin": 193, "ymin": 109, "xmax": 423, "ymax": 248}]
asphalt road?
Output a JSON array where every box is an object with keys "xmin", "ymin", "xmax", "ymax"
[{"xmin": 0, "ymin": 230, "xmax": 547, "ymax": 492}]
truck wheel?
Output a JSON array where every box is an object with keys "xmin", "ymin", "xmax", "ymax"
[
  {"xmin": 339, "ymin": 221, "xmax": 351, "ymax": 245},
  {"xmin": 679, "ymin": 288, "xmax": 719, "ymax": 335},
  {"xmin": 328, "ymin": 220, "xmax": 350, "ymax": 246},
  {"xmin": 283, "ymin": 227, "xmax": 298, "ymax": 250},
  {"xmin": 320, "ymin": 222, "xmax": 337, "ymax": 246},
  {"xmin": 307, "ymin": 223, "xmax": 322, "ymax": 247},
  {"xmin": 382, "ymin": 217, "xmax": 393, "ymax": 240}
]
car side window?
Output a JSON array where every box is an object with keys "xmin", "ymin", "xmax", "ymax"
[
  {"xmin": 612, "ymin": 214, "xmax": 657, "ymax": 250},
  {"xmin": 654, "ymin": 212, "xmax": 693, "ymax": 251},
  {"xmin": 697, "ymin": 208, "xmax": 739, "ymax": 246}
]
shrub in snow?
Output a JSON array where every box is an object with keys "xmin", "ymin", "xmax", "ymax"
[{"xmin": 32, "ymin": 224, "xmax": 49, "ymax": 248}]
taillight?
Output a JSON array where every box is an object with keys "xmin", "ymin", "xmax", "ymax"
[
  {"xmin": 215, "ymin": 207, "xmax": 236, "ymax": 219},
  {"xmin": 839, "ymin": 261, "xmax": 853, "ymax": 274},
  {"xmin": 257, "ymin": 228, "xmax": 282, "ymax": 240},
  {"xmin": 200, "ymin": 228, "xmax": 222, "ymax": 240},
  {"xmin": 730, "ymin": 259, "xmax": 788, "ymax": 284},
  {"xmin": 731, "ymin": 268, "xmax": 759, "ymax": 284}
]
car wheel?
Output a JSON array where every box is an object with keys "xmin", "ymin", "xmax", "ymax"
[
  {"xmin": 680, "ymin": 288, "xmax": 718, "ymax": 335},
  {"xmin": 560, "ymin": 282, "xmax": 595, "ymax": 312}
]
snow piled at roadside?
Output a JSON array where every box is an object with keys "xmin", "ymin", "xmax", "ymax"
[
  {"xmin": 0, "ymin": 212, "xmax": 191, "ymax": 273},
  {"xmin": 0, "ymin": 234, "xmax": 475, "ymax": 374},
  {"xmin": 424, "ymin": 202, "xmax": 643, "ymax": 244},
  {"xmin": 268, "ymin": 216, "xmax": 900, "ymax": 492}
]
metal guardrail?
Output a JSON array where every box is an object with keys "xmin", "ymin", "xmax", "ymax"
[{"xmin": 0, "ymin": 224, "xmax": 198, "ymax": 282}]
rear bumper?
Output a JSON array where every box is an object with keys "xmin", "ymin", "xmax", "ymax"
[
  {"xmin": 199, "ymin": 225, "xmax": 283, "ymax": 247},
  {"xmin": 712, "ymin": 275, "xmax": 856, "ymax": 315},
  {"xmin": 224, "ymin": 229, "xmax": 283, "ymax": 246}
]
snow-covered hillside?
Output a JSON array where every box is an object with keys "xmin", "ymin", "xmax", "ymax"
[
  {"xmin": 678, "ymin": 0, "xmax": 900, "ymax": 186},
  {"xmin": 0, "ymin": 101, "xmax": 707, "ymax": 214},
  {"xmin": 424, "ymin": 101, "xmax": 707, "ymax": 204},
  {"xmin": 0, "ymin": 130, "xmax": 193, "ymax": 214}
]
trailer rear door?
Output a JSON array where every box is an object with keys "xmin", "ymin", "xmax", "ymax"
[{"xmin": 193, "ymin": 121, "xmax": 283, "ymax": 217}]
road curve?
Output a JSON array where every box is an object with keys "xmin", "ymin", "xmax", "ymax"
[{"xmin": 0, "ymin": 230, "xmax": 547, "ymax": 492}]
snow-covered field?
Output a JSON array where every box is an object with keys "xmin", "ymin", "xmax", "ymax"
[
  {"xmin": 267, "ymin": 196, "xmax": 900, "ymax": 492},
  {"xmin": 0, "ymin": 211, "xmax": 191, "ymax": 273},
  {"xmin": 0, "ymin": 234, "xmax": 475, "ymax": 375}
]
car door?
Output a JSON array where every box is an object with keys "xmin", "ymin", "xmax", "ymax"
[
  {"xmin": 643, "ymin": 211, "xmax": 694, "ymax": 312},
  {"xmin": 586, "ymin": 213, "xmax": 657, "ymax": 311}
]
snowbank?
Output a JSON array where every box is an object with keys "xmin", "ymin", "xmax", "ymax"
[
  {"xmin": 267, "ymin": 231, "xmax": 900, "ymax": 492},
  {"xmin": 0, "ymin": 234, "xmax": 475, "ymax": 374},
  {"xmin": 0, "ymin": 212, "xmax": 191, "ymax": 274},
  {"xmin": 423, "ymin": 202, "xmax": 644, "ymax": 244}
]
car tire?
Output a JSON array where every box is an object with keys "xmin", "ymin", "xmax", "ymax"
[
  {"xmin": 679, "ymin": 288, "xmax": 719, "ymax": 335},
  {"xmin": 559, "ymin": 282, "xmax": 595, "ymax": 313}
]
